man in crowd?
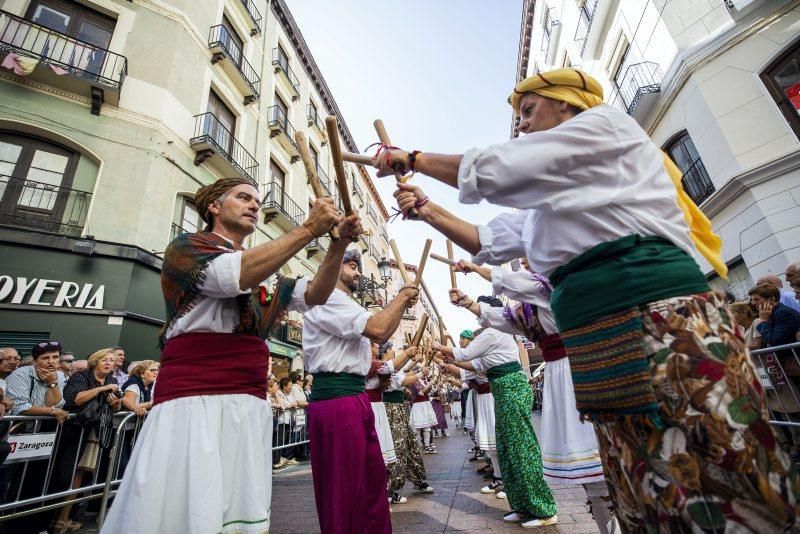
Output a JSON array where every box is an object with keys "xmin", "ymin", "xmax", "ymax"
[
  {"xmin": 110, "ymin": 346, "xmax": 128, "ymax": 385},
  {"xmin": 288, "ymin": 371, "xmax": 309, "ymax": 461},
  {"xmin": 0, "ymin": 348, "xmax": 20, "ymax": 380},
  {"xmin": 59, "ymin": 351, "xmax": 76, "ymax": 378},
  {"xmin": 102, "ymin": 177, "xmax": 361, "ymax": 534},
  {"xmin": 758, "ymin": 274, "xmax": 800, "ymax": 313},
  {"xmin": 302, "ymin": 248, "xmax": 418, "ymax": 533}
]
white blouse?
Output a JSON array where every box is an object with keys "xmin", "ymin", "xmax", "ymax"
[
  {"xmin": 479, "ymin": 268, "xmax": 559, "ymax": 336},
  {"xmin": 165, "ymin": 242, "xmax": 310, "ymax": 339},
  {"xmin": 301, "ymin": 288, "xmax": 373, "ymax": 375},
  {"xmin": 453, "ymin": 328, "xmax": 520, "ymax": 373},
  {"xmin": 366, "ymin": 361, "xmax": 394, "ymax": 389},
  {"xmin": 458, "ymin": 104, "xmax": 695, "ymax": 276}
]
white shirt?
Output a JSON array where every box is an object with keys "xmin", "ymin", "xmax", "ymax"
[
  {"xmin": 453, "ymin": 328, "xmax": 520, "ymax": 374},
  {"xmin": 482, "ymin": 268, "xmax": 558, "ymax": 335},
  {"xmin": 165, "ymin": 244, "xmax": 310, "ymax": 339},
  {"xmin": 780, "ymin": 289, "xmax": 800, "ymax": 313},
  {"xmin": 459, "ymin": 368, "xmax": 487, "ymax": 385},
  {"xmin": 387, "ymin": 368, "xmax": 407, "ymax": 392},
  {"xmin": 366, "ymin": 361, "xmax": 394, "ymax": 389},
  {"xmin": 301, "ymin": 288, "xmax": 373, "ymax": 375},
  {"xmin": 459, "ymin": 104, "xmax": 695, "ymax": 276}
]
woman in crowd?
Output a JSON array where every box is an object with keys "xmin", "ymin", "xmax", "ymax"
[
  {"xmin": 268, "ymin": 379, "xmax": 286, "ymax": 470},
  {"xmin": 275, "ymin": 377, "xmax": 297, "ymax": 466},
  {"xmin": 55, "ymin": 348, "xmax": 122, "ymax": 533},
  {"xmin": 121, "ymin": 361, "xmax": 159, "ymax": 416}
]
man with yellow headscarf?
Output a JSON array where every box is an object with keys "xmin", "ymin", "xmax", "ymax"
[{"xmin": 372, "ymin": 68, "xmax": 798, "ymax": 532}]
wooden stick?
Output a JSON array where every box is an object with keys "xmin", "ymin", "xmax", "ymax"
[
  {"xmin": 295, "ymin": 131, "xmax": 340, "ymax": 240},
  {"xmin": 413, "ymin": 239, "xmax": 432, "ymax": 287},
  {"xmin": 404, "ymin": 332, "xmax": 412, "ymax": 346},
  {"xmin": 390, "ymin": 239, "xmax": 411, "ymax": 284},
  {"xmin": 342, "ymin": 152, "xmax": 373, "ymax": 166},
  {"xmin": 324, "ymin": 116, "xmax": 354, "ymax": 216},
  {"xmin": 373, "ymin": 119, "xmax": 419, "ymax": 219},
  {"xmin": 411, "ymin": 314, "xmax": 429, "ymax": 347},
  {"xmin": 446, "ymin": 240, "xmax": 457, "ymax": 289},
  {"xmin": 430, "ymin": 253, "xmax": 457, "ymax": 267}
]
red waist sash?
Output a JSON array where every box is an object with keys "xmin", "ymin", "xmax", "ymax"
[
  {"xmin": 153, "ymin": 333, "xmax": 269, "ymax": 407},
  {"xmin": 413, "ymin": 395, "xmax": 430, "ymax": 403},
  {"xmin": 366, "ymin": 388, "xmax": 383, "ymax": 402},
  {"xmin": 475, "ymin": 383, "xmax": 491, "ymax": 394},
  {"xmin": 539, "ymin": 333, "xmax": 567, "ymax": 362}
]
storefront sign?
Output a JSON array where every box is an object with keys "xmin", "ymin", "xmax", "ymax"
[
  {"xmin": 287, "ymin": 324, "xmax": 302, "ymax": 344},
  {"xmin": 0, "ymin": 276, "xmax": 105, "ymax": 309},
  {"xmin": 6, "ymin": 432, "xmax": 57, "ymax": 463}
]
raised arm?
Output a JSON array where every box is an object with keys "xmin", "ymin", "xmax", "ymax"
[
  {"xmin": 363, "ymin": 285, "xmax": 420, "ymax": 344},
  {"xmin": 301, "ymin": 214, "xmax": 363, "ymax": 306}
]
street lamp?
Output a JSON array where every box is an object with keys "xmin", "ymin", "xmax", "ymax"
[{"xmin": 378, "ymin": 257, "xmax": 391, "ymax": 282}]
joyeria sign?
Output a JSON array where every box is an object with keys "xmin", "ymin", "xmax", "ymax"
[{"xmin": 0, "ymin": 275, "xmax": 106, "ymax": 309}]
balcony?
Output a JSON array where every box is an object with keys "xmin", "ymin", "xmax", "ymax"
[
  {"xmin": 367, "ymin": 203, "xmax": 380, "ymax": 225},
  {"xmin": 368, "ymin": 243, "xmax": 381, "ymax": 262},
  {"xmin": 267, "ymin": 106, "xmax": 300, "ymax": 162},
  {"xmin": 234, "ymin": 0, "xmax": 262, "ymax": 36},
  {"xmin": 272, "ymin": 48, "xmax": 300, "ymax": 101},
  {"xmin": 574, "ymin": 0, "xmax": 598, "ymax": 57},
  {"xmin": 307, "ymin": 105, "xmax": 326, "ymax": 141},
  {"xmin": 305, "ymin": 235, "xmax": 330, "ymax": 259},
  {"xmin": 190, "ymin": 113, "xmax": 259, "ymax": 183},
  {"xmin": 680, "ymin": 159, "xmax": 715, "ymax": 205},
  {"xmin": 208, "ymin": 25, "xmax": 260, "ymax": 105},
  {"xmin": 315, "ymin": 164, "xmax": 333, "ymax": 197},
  {"xmin": 610, "ymin": 62, "xmax": 663, "ymax": 123},
  {"xmin": 540, "ymin": 7, "xmax": 560, "ymax": 60},
  {"xmin": 352, "ymin": 178, "xmax": 365, "ymax": 205},
  {"xmin": 0, "ymin": 10, "xmax": 127, "ymax": 114},
  {"xmin": 170, "ymin": 222, "xmax": 190, "ymax": 242},
  {"xmin": 261, "ymin": 180, "xmax": 304, "ymax": 230},
  {"xmin": 0, "ymin": 175, "xmax": 91, "ymax": 237}
]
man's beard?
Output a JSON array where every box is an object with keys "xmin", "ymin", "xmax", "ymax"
[{"xmin": 340, "ymin": 273, "xmax": 359, "ymax": 293}]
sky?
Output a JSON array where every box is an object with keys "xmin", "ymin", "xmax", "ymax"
[{"xmin": 287, "ymin": 0, "xmax": 523, "ymax": 335}]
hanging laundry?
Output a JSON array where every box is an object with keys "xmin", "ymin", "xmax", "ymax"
[{"xmin": 1, "ymin": 52, "xmax": 39, "ymax": 76}]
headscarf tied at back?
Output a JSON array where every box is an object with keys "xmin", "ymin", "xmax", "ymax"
[
  {"xmin": 195, "ymin": 177, "xmax": 257, "ymax": 229},
  {"xmin": 509, "ymin": 68, "xmax": 727, "ymax": 279}
]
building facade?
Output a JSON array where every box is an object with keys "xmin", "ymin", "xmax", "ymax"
[
  {"xmin": 0, "ymin": 0, "xmax": 392, "ymax": 372},
  {"xmin": 516, "ymin": 0, "xmax": 800, "ymax": 299}
]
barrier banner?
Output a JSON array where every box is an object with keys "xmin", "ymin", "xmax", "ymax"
[{"xmin": 6, "ymin": 432, "xmax": 57, "ymax": 463}]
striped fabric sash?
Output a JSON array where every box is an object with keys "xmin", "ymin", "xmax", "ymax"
[{"xmin": 561, "ymin": 307, "xmax": 659, "ymax": 422}]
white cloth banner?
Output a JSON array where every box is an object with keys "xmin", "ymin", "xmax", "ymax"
[{"xmin": 7, "ymin": 432, "xmax": 57, "ymax": 463}]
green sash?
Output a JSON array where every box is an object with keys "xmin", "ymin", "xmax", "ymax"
[
  {"xmin": 549, "ymin": 235, "xmax": 709, "ymax": 331},
  {"xmin": 382, "ymin": 390, "xmax": 405, "ymax": 403},
  {"xmin": 308, "ymin": 372, "xmax": 366, "ymax": 402},
  {"xmin": 486, "ymin": 362, "xmax": 522, "ymax": 382}
]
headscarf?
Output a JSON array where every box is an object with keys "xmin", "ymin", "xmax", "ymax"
[
  {"xmin": 459, "ymin": 329, "xmax": 474, "ymax": 340},
  {"xmin": 342, "ymin": 248, "xmax": 363, "ymax": 272},
  {"xmin": 509, "ymin": 68, "xmax": 727, "ymax": 279},
  {"xmin": 195, "ymin": 177, "xmax": 257, "ymax": 229},
  {"xmin": 477, "ymin": 295, "xmax": 504, "ymax": 308}
]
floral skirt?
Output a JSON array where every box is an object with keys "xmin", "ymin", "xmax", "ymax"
[
  {"xmin": 566, "ymin": 292, "xmax": 800, "ymax": 533},
  {"xmin": 491, "ymin": 371, "xmax": 557, "ymax": 518}
]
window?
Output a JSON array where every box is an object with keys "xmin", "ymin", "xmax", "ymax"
[
  {"xmin": 309, "ymin": 101, "xmax": 318, "ymax": 122},
  {"xmin": 273, "ymin": 93, "xmax": 289, "ymax": 129},
  {"xmin": 276, "ymin": 44, "xmax": 289, "ymax": 70},
  {"xmin": 664, "ymin": 131, "xmax": 715, "ymax": 205},
  {"xmin": 220, "ymin": 15, "xmax": 244, "ymax": 67},
  {"xmin": 310, "ymin": 145, "xmax": 319, "ymax": 168},
  {"xmin": 761, "ymin": 39, "xmax": 800, "ymax": 139},
  {"xmin": 26, "ymin": 0, "xmax": 115, "ymax": 48},
  {"xmin": 270, "ymin": 159, "xmax": 286, "ymax": 209},
  {"xmin": 179, "ymin": 198, "xmax": 200, "ymax": 234},
  {"xmin": 0, "ymin": 133, "xmax": 79, "ymax": 228},
  {"xmin": 206, "ymin": 90, "xmax": 236, "ymax": 153}
]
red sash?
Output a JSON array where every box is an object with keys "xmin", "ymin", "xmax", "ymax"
[
  {"xmin": 153, "ymin": 333, "xmax": 269, "ymax": 406},
  {"xmin": 413, "ymin": 395, "xmax": 430, "ymax": 403},
  {"xmin": 539, "ymin": 333, "xmax": 567, "ymax": 362},
  {"xmin": 474, "ymin": 383, "xmax": 491, "ymax": 394},
  {"xmin": 366, "ymin": 388, "xmax": 383, "ymax": 402}
]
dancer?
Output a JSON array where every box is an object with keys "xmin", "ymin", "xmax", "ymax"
[
  {"xmin": 377, "ymin": 67, "xmax": 798, "ymax": 531},
  {"xmin": 103, "ymin": 177, "xmax": 359, "ymax": 533},
  {"xmin": 450, "ymin": 262, "xmax": 614, "ymax": 534},
  {"xmin": 302, "ymin": 248, "xmax": 418, "ymax": 534},
  {"xmin": 448, "ymin": 384, "xmax": 462, "ymax": 428},
  {"xmin": 437, "ymin": 321, "xmax": 557, "ymax": 527},
  {"xmin": 383, "ymin": 347, "xmax": 435, "ymax": 504},
  {"xmin": 430, "ymin": 384, "xmax": 449, "ymax": 438},
  {"xmin": 409, "ymin": 371, "xmax": 438, "ymax": 454}
]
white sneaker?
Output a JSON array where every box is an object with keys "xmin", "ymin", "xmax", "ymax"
[
  {"xmin": 503, "ymin": 511, "xmax": 529, "ymax": 523},
  {"xmin": 388, "ymin": 492, "xmax": 408, "ymax": 504},
  {"xmin": 481, "ymin": 478, "xmax": 502, "ymax": 494},
  {"xmin": 521, "ymin": 515, "xmax": 558, "ymax": 528},
  {"xmin": 495, "ymin": 491, "xmax": 507, "ymax": 499},
  {"xmin": 415, "ymin": 482, "xmax": 434, "ymax": 493}
]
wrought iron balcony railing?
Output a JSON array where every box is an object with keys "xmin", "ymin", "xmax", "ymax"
[
  {"xmin": 574, "ymin": 0, "xmax": 599, "ymax": 57},
  {"xmin": 315, "ymin": 164, "xmax": 333, "ymax": 197},
  {"xmin": 267, "ymin": 105, "xmax": 299, "ymax": 159},
  {"xmin": 307, "ymin": 105, "xmax": 324, "ymax": 132},
  {"xmin": 272, "ymin": 48, "xmax": 300, "ymax": 98},
  {"xmin": 261, "ymin": 180, "xmax": 304, "ymax": 228},
  {"xmin": 367, "ymin": 203, "xmax": 379, "ymax": 224},
  {"xmin": 170, "ymin": 222, "xmax": 190, "ymax": 242},
  {"xmin": 540, "ymin": 7, "xmax": 560, "ymax": 57},
  {"xmin": 238, "ymin": 0, "xmax": 262, "ymax": 35},
  {"xmin": 0, "ymin": 175, "xmax": 91, "ymax": 237},
  {"xmin": 680, "ymin": 159, "xmax": 715, "ymax": 205},
  {"xmin": 208, "ymin": 25, "xmax": 260, "ymax": 101},
  {"xmin": 0, "ymin": 10, "xmax": 127, "ymax": 92},
  {"xmin": 352, "ymin": 177, "xmax": 365, "ymax": 202},
  {"xmin": 611, "ymin": 62, "xmax": 663, "ymax": 116},
  {"xmin": 190, "ymin": 112, "xmax": 259, "ymax": 183}
]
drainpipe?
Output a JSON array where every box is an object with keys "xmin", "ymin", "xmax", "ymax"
[{"xmin": 251, "ymin": 0, "xmax": 273, "ymax": 249}]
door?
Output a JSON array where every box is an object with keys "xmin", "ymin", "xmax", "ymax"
[
  {"xmin": 220, "ymin": 15, "xmax": 243, "ymax": 68},
  {"xmin": 206, "ymin": 91, "xmax": 236, "ymax": 155}
]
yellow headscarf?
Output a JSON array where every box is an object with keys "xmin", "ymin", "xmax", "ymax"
[{"xmin": 510, "ymin": 68, "xmax": 727, "ymax": 278}]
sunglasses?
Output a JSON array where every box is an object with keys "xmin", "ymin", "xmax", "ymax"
[
  {"xmin": 60, "ymin": 359, "xmax": 75, "ymax": 364},
  {"xmin": 36, "ymin": 341, "xmax": 61, "ymax": 348}
]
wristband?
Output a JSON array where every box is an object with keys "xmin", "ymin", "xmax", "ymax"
[{"xmin": 408, "ymin": 150, "xmax": 422, "ymax": 172}]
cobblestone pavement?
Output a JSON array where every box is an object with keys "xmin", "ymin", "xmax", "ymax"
[{"xmin": 271, "ymin": 413, "xmax": 601, "ymax": 533}]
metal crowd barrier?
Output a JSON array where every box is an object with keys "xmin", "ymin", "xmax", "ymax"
[
  {"xmin": 0, "ymin": 402, "xmax": 310, "ymax": 526},
  {"xmin": 749, "ymin": 341, "xmax": 800, "ymax": 431}
]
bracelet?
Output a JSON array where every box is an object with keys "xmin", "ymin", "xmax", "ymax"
[
  {"xmin": 408, "ymin": 150, "xmax": 422, "ymax": 172},
  {"xmin": 414, "ymin": 196, "xmax": 430, "ymax": 209},
  {"xmin": 301, "ymin": 221, "xmax": 321, "ymax": 239}
]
